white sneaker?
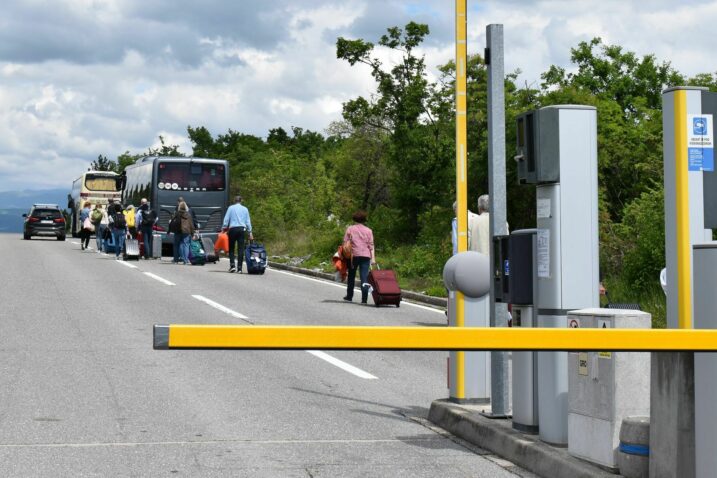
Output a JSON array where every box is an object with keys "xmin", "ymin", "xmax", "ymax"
[{"xmin": 229, "ymin": 266, "xmax": 237, "ymax": 273}]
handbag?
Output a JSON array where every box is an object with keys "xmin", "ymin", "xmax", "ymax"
[
  {"xmin": 83, "ymin": 217, "xmax": 95, "ymax": 232},
  {"xmin": 215, "ymin": 232, "xmax": 229, "ymax": 253},
  {"xmin": 341, "ymin": 234, "xmax": 352, "ymax": 260}
]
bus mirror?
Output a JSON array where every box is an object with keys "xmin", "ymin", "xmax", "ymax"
[{"xmin": 67, "ymin": 193, "xmax": 74, "ymax": 209}]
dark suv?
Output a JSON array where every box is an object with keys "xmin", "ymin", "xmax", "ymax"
[{"xmin": 23, "ymin": 204, "xmax": 66, "ymax": 241}]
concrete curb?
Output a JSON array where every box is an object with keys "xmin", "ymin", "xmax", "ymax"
[
  {"xmin": 267, "ymin": 261, "xmax": 447, "ymax": 309},
  {"xmin": 428, "ymin": 400, "xmax": 619, "ymax": 478}
]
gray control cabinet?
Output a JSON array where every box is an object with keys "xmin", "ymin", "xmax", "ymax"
[{"xmin": 567, "ymin": 309, "xmax": 651, "ymax": 471}]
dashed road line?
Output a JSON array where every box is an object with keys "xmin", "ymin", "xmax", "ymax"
[
  {"xmin": 192, "ymin": 295, "xmax": 252, "ymax": 324},
  {"xmin": 306, "ymin": 350, "xmax": 378, "ymax": 379},
  {"xmin": 117, "ymin": 260, "xmax": 138, "ymax": 269},
  {"xmin": 144, "ymin": 272, "xmax": 175, "ymax": 286}
]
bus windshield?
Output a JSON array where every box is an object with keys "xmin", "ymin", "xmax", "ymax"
[
  {"xmin": 157, "ymin": 162, "xmax": 226, "ymax": 191},
  {"xmin": 85, "ymin": 175, "xmax": 120, "ymax": 192}
]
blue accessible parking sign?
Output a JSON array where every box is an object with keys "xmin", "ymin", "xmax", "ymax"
[{"xmin": 687, "ymin": 114, "xmax": 714, "ymax": 172}]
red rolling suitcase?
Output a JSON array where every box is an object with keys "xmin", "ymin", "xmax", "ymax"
[{"xmin": 367, "ymin": 267, "xmax": 401, "ymax": 307}]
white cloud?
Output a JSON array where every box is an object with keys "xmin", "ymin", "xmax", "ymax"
[{"xmin": 0, "ymin": 0, "xmax": 715, "ymax": 192}]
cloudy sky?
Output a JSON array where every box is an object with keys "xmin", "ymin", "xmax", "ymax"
[{"xmin": 1, "ymin": 0, "xmax": 715, "ymax": 192}]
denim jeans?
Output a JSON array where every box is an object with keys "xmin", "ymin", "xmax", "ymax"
[
  {"xmin": 179, "ymin": 234, "xmax": 191, "ymax": 263},
  {"xmin": 141, "ymin": 226, "xmax": 153, "ymax": 258},
  {"xmin": 96, "ymin": 224, "xmax": 106, "ymax": 251},
  {"xmin": 112, "ymin": 228, "xmax": 126, "ymax": 257},
  {"xmin": 346, "ymin": 256, "xmax": 371, "ymax": 302}
]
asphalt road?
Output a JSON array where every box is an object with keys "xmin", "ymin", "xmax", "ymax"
[{"xmin": 0, "ymin": 233, "xmax": 533, "ymax": 477}]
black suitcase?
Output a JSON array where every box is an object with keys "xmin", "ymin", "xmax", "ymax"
[
  {"xmin": 245, "ymin": 241, "xmax": 267, "ymax": 274},
  {"xmin": 201, "ymin": 237, "xmax": 219, "ymax": 263}
]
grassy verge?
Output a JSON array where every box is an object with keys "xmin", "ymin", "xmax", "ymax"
[{"xmin": 602, "ymin": 277, "xmax": 666, "ymax": 328}]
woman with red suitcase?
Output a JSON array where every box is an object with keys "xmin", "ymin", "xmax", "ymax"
[{"xmin": 342, "ymin": 210, "xmax": 375, "ymax": 304}]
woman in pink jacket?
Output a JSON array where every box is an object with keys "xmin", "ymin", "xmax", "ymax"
[{"xmin": 343, "ymin": 210, "xmax": 376, "ymax": 304}]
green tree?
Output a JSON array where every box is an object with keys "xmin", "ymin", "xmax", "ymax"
[
  {"xmin": 90, "ymin": 154, "xmax": 118, "ymax": 171},
  {"xmin": 337, "ymin": 22, "xmax": 451, "ymax": 240}
]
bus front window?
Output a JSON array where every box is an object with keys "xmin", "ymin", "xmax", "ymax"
[{"xmin": 158, "ymin": 162, "xmax": 225, "ymax": 191}]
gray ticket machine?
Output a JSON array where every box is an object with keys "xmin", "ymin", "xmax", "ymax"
[
  {"xmin": 515, "ymin": 105, "xmax": 600, "ymax": 445},
  {"xmin": 496, "ymin": 229, "xmax": 540, "ymax": 433}
]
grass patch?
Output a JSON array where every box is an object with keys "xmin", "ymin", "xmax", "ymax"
[{"xmin": 603, "ymin": 276, "xmax": 666, "ymax": 328}]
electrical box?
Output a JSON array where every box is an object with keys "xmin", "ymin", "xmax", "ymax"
[
  {"xmin": 567, "ymin": 308, "xmax": 651, "ymax": 472},
  {"xmin": 493, "ymin": 235, "xmax": 510, "ymax": 303},
  {"xmin": 515, "ymin": 109, "xmax": 561, "ymax": 184},
  {"xmin": 702, "ymin": 91, "xmax": 717, "ymax": 228},
  {"xmin": 507, "ymin": 230, "xmax": 536, "ymax": 305}
]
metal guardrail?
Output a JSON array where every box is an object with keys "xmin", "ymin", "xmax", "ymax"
[{"xmin": 154, "ymin": 325, "xmax": 717, "ymax": 352}]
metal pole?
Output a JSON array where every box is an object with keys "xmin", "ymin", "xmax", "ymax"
[
  {"xmin": 484, "ymin": 24, "xmax": 510, "ymax": 418},
  {"xmin": 451, "ymin": 0, "xmax": 469, "ymax": 401},
  {"xmin": 673, "ymin": 90, "xmax": 693, "ymax": 329}
]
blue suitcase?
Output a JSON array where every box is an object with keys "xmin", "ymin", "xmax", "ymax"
[{"xmin": 245, "ymin": 241, "xmax": 267, "ymax": 274}]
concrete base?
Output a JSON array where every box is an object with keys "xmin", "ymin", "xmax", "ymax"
[
  {"xmin": 429, "ymin": 400, "xmax": 616, "ymax": 478},
  {"xmin": 649, "ymin": 352, "xmax": 695, "ymax": 478}
]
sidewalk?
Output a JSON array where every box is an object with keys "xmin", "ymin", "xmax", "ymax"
[{"xmin": 428, "ymin": 401, "xmax": 619, "ymax": 478}]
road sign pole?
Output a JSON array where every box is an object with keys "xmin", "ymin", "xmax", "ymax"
[{"xmin": 484, "ymin": 23, "xmax": 510, "ymax": 418}]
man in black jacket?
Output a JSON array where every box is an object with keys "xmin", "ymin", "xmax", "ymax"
[{"xmin": 138, "ymin": 198, "xmax": 157, "ymax": 259}]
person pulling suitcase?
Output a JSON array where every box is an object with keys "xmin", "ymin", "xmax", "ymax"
[
  {"xmin": 222, "ymin": 195, "xmax": 253, "ymax": 273},
  {"xmin": 342, "ymin": 210, "xmax": 376, "ymax": 304}
]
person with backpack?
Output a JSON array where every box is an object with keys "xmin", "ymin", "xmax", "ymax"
[
  {"xmin": 176, "ymin": 201, "xmax": 195, "ymax": 264},
  {"xmin": 110, "ymin": 203, "xmax": 128, "ymax": 260},
  {"xmin": 137, "ymin": 198, "xmax": 157, "ymax": 259},
  {"xmin": 222, "ymin": 195, "xmax": 253, "ymax": 273},
  {"xmin": 123, "ymin": 205, "xmax": 137, "ymax": 238},
  {"xmin": 79, "ymin": 201, "xmax": 93, "ymax": 250},
  {"xmin": 91, "ymin": 205, "xmax": 106, "ymax": 252}
]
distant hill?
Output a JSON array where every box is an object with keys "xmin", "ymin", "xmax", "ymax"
[
  {"xmin": 0, "ymin": 189, "xmax": 69, "ymax": 233},
  {"xmin": 0, "ymin": 188, "xmax": 68, "ymax": 209},
  {"xmin": 0, "ymin": 209, "xmax": 28, "ymax": 233}
]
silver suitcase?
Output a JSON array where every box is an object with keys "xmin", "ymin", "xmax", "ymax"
[
  {"xmin": 124, "ymin": 238, "xmax": 140, "ymax": 260},
  {"xmin": 152, "ymin": 233, "xmax": 162, "ymax": 259}
]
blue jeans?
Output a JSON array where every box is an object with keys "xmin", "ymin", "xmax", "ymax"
[
  {"xmin": 141, "ymin": 226, "xmax": 153, "ymax": 258},
  {"xmin": 179, "ymin": 234, "xmax": 191, "ymax": 263},
  {"xmin": 346, "ymin": 256, "xmax": 371, "ymax": 302},
  {"xmin": 96, "ymin": 224, "xmax": 107, "ymax": 251},
  {"xmin": 112, "ymin": 228, "xmax": 126, "ymax": 258}
]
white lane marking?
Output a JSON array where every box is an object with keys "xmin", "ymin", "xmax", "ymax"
[
  {"xmin": 0, "ymin": 437, "xmax": 442, "ymax": 448},
  {"xmin": 269, "ymin": 268, "xmax": 444, "ymax": 314},
  {"xmin": 117, "ymin": 261, "xmax": 138, "ymax": 269},
  {"xmin": 144, "ymin": 272, "xmax": 175, "ymax": 286},
  {"xmin": 306, "ymin": 350, "xmax": 377, "ymax": 380},
  {"xmin": 71, "ymin": 241, "xmax": 80, "ymax": 245},
  {"xmin": 192, "ymin": 295, "xmax": 252, "ymax": 323}
]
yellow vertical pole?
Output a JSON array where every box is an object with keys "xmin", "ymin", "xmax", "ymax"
[
  {"xmin": 454, "ymin": 0, "xmax": 468, "ymax": 398},
  {"xmin": 674, "ymin": 90, "xmax": 692, "ymax": 329}
]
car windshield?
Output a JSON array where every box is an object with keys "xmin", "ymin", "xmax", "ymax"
[
  {"xmin": 85, "ymin": 175, "xmax": 119, "ymax": 191},
  {"xmin": 157, "ymin": 162, "xmax": 225, "ymax": 191},
  {"xmin": 32, "ymin": 209, "xmax": 62, "ymax": 219}
]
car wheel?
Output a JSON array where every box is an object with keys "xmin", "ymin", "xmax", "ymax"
[
  {"xmin": 58, "ymin": 235, "xmax": 66, "ymax": 241},
  {"xmin": 23, "ymin": 233, "xmax": 30, "ymax": 240}
]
